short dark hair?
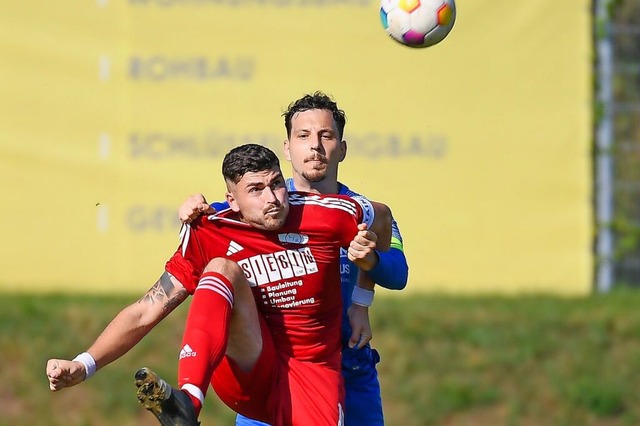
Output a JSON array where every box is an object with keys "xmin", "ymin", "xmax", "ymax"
[
  {"xmin": 283, "ymin": 91, "xmax": 347, "ymax": 140},
  {"xmin": 222, "ymin": 144, "xmax": 280, "ymax": 184}
]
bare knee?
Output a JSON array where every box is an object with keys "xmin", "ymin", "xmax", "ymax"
[{"xmin": 203, "ymin": 258, "xmax": 255, "ymax": 305}]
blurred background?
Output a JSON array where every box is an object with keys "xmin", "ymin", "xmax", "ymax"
[{"xmin": 1, "ymin": 0, "xmax": 640, "ymax": 425}]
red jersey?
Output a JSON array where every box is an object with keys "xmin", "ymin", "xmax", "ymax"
[{"xmin": 166, "ymin": 192, "xmax": 374, "ymax": 370}]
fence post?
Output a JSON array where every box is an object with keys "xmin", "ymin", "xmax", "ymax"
[{"xmin": 595, "ymin": 0, "xmax": 615, "ymax": 293}]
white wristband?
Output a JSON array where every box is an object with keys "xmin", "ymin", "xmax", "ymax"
[
  {"xmin": 351, "ymin": 286, "xmax": 375, "ymax": 307},
  {"xmin": 73, "ymin": 352, "xmax": 97, "ymax": 380}
]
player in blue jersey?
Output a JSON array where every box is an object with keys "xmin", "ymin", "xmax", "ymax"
[{"xmin": 178, "ymin": 91, "xmax": 408, "ymax": 425}]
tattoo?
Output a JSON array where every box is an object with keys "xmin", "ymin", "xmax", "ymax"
[
  {"xmin": 139, "ymin": 272, "xmax": 188, "ymax": 313},
  {"xmin": 159, "ymin": 271, "xmax": 176, "ymax": 294}
]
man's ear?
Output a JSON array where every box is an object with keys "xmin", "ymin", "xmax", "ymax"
[
  {"xmin": 339, "ymin": 139, "xmax": 347, "ymax": 162},
  {"xmin": 226, "ymin": 191, "xmax": 240, "ymax": 212},
  {"xmin": 283, "ymin": 138, "xmax": 292, "ymax": 161}
]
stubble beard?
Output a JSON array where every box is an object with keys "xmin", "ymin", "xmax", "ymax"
[
  {"xmin": 257, "ymin": 206, "xmax": 288, "ymax": 231},
  {"xmin": 302, "ymin": 170, "xmax": 327, "ymax": 183},
  {"xmin": 262, "ymin": 217, "xmax": 286, "ymax": 230}
]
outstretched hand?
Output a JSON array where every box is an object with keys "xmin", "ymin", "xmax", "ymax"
[
  {"xmin": 46, "ymin": 359, "xmax": 86, "ymax": 391},
  {"xmin": 178, "ymin": 193, "xmax": 216, "ymax": 224},
  {"xmin": 348, "ymin": 223, "xmax": 378, "ymax": 272}
]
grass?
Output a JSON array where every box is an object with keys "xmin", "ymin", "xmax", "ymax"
[{"xmin": 2, "ymin": 290, "xmax": 640, "ymax": 425}]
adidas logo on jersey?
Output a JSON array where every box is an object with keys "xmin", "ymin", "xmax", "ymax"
[
  {"xmin": 179, "ymin": 344, "xmax": 196, "ymax": 359},
  {"xmin": 237, "ymin": 247, "xmax": 318, "ymax": 287},
  {"xmin": 226, "ymin": 240, "xmax": 244, "ymax": 256}
]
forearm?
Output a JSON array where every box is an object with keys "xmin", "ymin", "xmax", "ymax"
[
  {"xmin": 86, "ymin": 272, "xmax": 188, "ymax": 371},
  {"xmin": 356, "ymin": 269, "xmax": 376, "ymax": 291},
  {"xmin": 86, "ymin": 303, "xmax": 162, "ymax": 370},
  {"xmin": 367, "ymin": 248, "xmax": 408, "ymax": 290}
]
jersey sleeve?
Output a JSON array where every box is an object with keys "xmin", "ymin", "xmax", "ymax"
[
  {"xmin": 165, "ymin": 220, "xmax": 208, "ymax": 294},
  {"xmin": 351, "ymin": 195, "xmax": 375, "ymax": 228},
  {"xmin": 334, "ymin": 195, "xmax": 375, "ymax": 248}
]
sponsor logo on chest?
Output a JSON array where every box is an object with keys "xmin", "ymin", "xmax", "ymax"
[{"xmin": 237, "ymin": 247, "xmax": 318, "ymax": 286}]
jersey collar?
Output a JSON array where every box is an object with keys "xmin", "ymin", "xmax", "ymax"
[{"xmin": 285, "ymin": 178, "xmax": 349, "ymax": 195}]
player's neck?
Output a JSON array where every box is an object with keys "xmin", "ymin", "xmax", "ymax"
[{"xmin": 292, "ymin": 175, "xmax": 339, "ymax": 195}]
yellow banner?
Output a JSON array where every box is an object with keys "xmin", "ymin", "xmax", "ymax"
[{"xmin": 0, "ymin": 0, "xmax": 592, "ymax": 294}]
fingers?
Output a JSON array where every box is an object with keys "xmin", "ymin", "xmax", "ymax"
[
  {"xmin": 347, "ymin": 238, "xmax": 376, "ymax": 261},
  {"xmin": 46, "ymin": 359, "xmax": 63, "ymax": 380},
  {"xmin": 348, "ymin": 226, "xmax": 378, "ymax": 271},
  {"xmin": 179, "ymin": 203, "xmax": 214, "ymax": 223},
  {"xmin": 46, "ymin": 359, "xmax": 82, "ymax": 391},
  {"xmin": 46, "ymin": 359, "xmax": 66, "ymax": 391},
  {"xmin": 46, "ymin": 359, "xmax": 59, "ymax": 375},
  {"xmin": 200, "ymin": 204, "xmax": 216, "ymax": 215},
  {"xmin": 348, "ymin": 328, "xmax": 360, "ymax": 348},
  {"xmin": 48, "ymin": 373, "xmax": 73, "ymax": 391},
  {"xmin": 352, "ymin": 229, "xmax": 377, "ymax": 249},
  {"xmin": 178, "ymin": 207, "xmax": 195, "ymax": 224},
  {"xmin": 49, "ymin": 377, "xmax": 66, "ymax": 391},
  {"xmin": 347, "ymin": 304, "xmax": 373, "ymax": 349},
  {"xmin": 178, "ymin": 194, "xmax": 210, "ymax": 223},
  {"xmin": 348, "ymin": 330, "xmax": 372, "ymax": 349},
  {"xmin": 350, "ymin": 239, "xmax": 376, "ymax": 253},
  {"xmin": 355, "ymin": 332, "xmax": 372, "ymax": 349}
]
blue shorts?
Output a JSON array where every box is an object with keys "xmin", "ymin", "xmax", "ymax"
[{"xmin": 235, "ymin": 345, "xmax": 383, "ymax": 426}]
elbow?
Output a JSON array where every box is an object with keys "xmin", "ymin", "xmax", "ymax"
[
  {"xmin": 370, "ymin": 249, "xmax": 409, "ymax": 290},
  {"xmin": 394, "ymin": 273, "xmax": 409, "ymax": 290},
  {"xmin": 385, "ymin": 266, "xmax": 409, "ymax": 290}
]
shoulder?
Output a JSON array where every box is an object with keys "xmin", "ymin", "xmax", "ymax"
[
  {"xmin": 339, "ymin": 182, "xmax": 392, "ymax": 221},
  {"xmin": 338, "ymin": 182, "xmax": 364, "ymax": 199},
  {"xmin": 338, "ymin": 183, "xmax": 375, "ymax": 212},
  {"xmin": 289, "ymin": 191, "xmax": 360, "ymax": 215},
  {"xmin": 289, "ymin": 191, "xmax": 376, "ymax": 228},
  {"xmin": 369, "ymin": 200, "xmax": 392, "ymax": 219},
  {"xmin": 289, "ymin": 191, "xmax": 356, "ymax": 205}
]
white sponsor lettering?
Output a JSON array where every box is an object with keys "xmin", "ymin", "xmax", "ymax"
[
  {"xmin": 249, "ymin": 255, "xmax": 269, "ymax": 285},
  {"xmin": 275, "ymin": 250, "xmax": 295, "ymax": 279},
  {"xmin": 286, "ymin": 250, "xmax": 307, "ymax": 277},
  {"xmin": 263, "ymin": 253, "xmax": 282, "ymax": 282},
  {"xmin": 265, "ymin": 279, "xmax": 302, "ymax": 292},
  {"xmin": 279, "ymin": 297, "xmax": 315, "ymax": 309},
  {"xmin": 267, "ymin": 288, "xmax": 298, "ymax": 298},
  {"xmin": 238, "ymin": 249, "xmax": 318, "ymax": 286},
  {"xmin": 300, "ymin": 247, "xmax": 318, "ymax": 274}
]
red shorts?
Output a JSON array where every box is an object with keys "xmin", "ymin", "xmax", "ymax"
[{"xmin": 211, "ymin": 316, "xmax": 344, "ymax": 426}]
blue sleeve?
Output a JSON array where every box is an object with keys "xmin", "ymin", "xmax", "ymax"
[
  {"xmin": 367, "ymin": 217, "xmax": 408, "ymax": 290},
  {"xmin": 368, "ymin": 248, "xmax": 408, "ymax": 290}
]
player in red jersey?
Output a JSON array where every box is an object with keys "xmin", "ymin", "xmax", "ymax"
[
  {"xmin": 135, "ymin": 143, "xmax": 376, "ymax": 426},
  {"xmin": 46, "ymin": 143, "xmax": 378, "ymax": 426}
]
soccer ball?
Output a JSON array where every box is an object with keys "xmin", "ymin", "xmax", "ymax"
[{"xmin": 380, "ymin": 0, "xmax": 456, "ymax": 48}]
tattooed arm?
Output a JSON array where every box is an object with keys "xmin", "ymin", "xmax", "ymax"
[{"xmin": 46, "ymin": 272, "xmax": 189, "ymax": 391}]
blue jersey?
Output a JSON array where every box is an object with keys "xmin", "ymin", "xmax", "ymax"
[{"xmin": 230, "ymin": 179, "xmax": 408, "ymax": 426}]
